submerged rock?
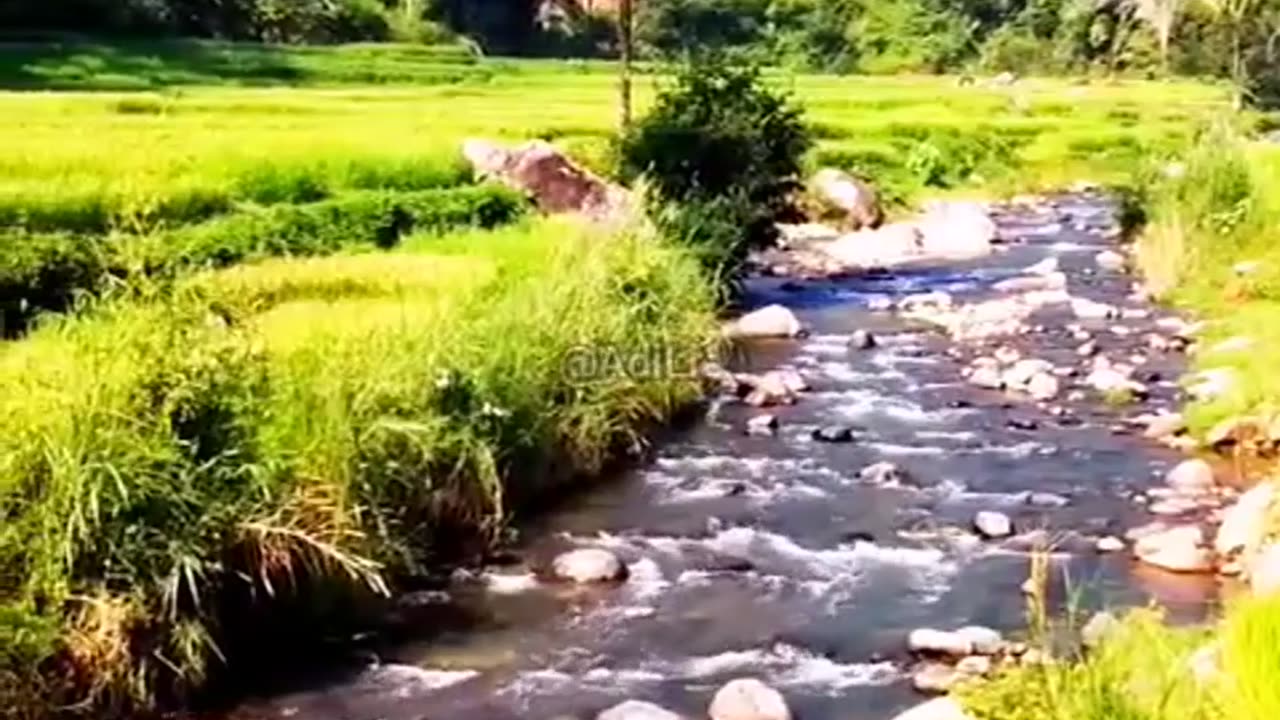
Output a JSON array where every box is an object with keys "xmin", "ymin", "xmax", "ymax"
[
  {"xmin": 812, "ymin": 425, "xmax": 856, "ymax": 443},
  {"xmin": 849, "ymin": 329, "xmax": 877, "ymax": 350},
  {"xmin": 746, "ymin": 414, "xmax": 780, "ymax": 436},
  {"xmin": 598, "ymin": 700, "xmax": 683, "ymax": 720},
  {"xmin": 552, "ymin": 548, "xmax": 627, "ymax": 583},
  {"xmin": 728, "ymin": 305, "xmax": 804, "ymax": 340},
  {"xmin": 860, "ymin": 461, "xmax": 910, "ymax": 486},
  {"xmin": 708, "ymin": 678, "xmax": 791, "ymax": 720}
]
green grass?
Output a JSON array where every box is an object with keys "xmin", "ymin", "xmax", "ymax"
[
  {"xmin": 958, "ymin": 596, "xmax": 1280, "ymax": 720},
  {"xmin": 0, "ymin": 216, "xmax": 717, "ymax": 716},
  {"xmin": 1134, "ymin": 125, "xmax": 1280, "ymax": 436}
]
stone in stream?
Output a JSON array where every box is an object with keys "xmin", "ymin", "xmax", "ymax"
[
  {"xmin": 551, "ymin": 548, "xmax": 628, "ymax": 584},
  {"xmin": 908, "ymin": 628, "xmax": 973, "ymax": 657},
  {"xmin": 955, "ymin": 626, "xmax": 1005, "ymax": 655},
  {"xmin": 1005, "ymin": 418, "xmax": 1039, "ymax": 432},
  {"xmin": 1071, "ymin": 297, "xmax": 1117, "ymax": 320},
  {"xmin": 859, "ymin": 461, "xmax": 910, "ymax": 486},
  {"xmin": 763, "ymin": 369, "xmax": 809, "ymax": 394},
  {"xmin": 974, "ymin": 511, "xmax": 1014, "ymax": 539},
  {"xmin": 1026, "ymin": 491, "xmax": 1070, "ymax": 508},
  {"xmin": 812, "ymin": 425, "xmax": 856, "ymax": 443},
  {"xmin": 916, "ymin": 200, "xmax": 997, "ymax": 258},
  {"xmin": 597, "ymin": 700, "xmax": 684, "ymax": 720},
  {"xmin": 1002, "ymin": 358, "xmax": 1051, "ymax": 389},
  {"xmin": 738, "ymin": 373, "xmax": 795, "ymax": 408},
  {"xmin": 1133, "ymin": 524, "xmax": 1214, "ymax": 573},
  {"xmin": 1095, "ymin": 250, "xmax": 1126, "ymax": 271},
  {"xmin": 890, "ymin": 698, "xmax": 976, "ymax": 720},
  {"xmin": 708, "ymin": 678, "xmax": 791, "ymax": 720},
  {"xmin": 1095, "ymin": 536, "xmax": 1126, "ymax": 553},
  {"xmin": 726, "ymin": 305, "xmax": 804, "ymax": 339},
  {"xmin": 1076, "ymin": 339, "xmax": 1099, "ymax": 357},
  {"xmin": 912, "ymin": 662, "xmax": 960, "ymax": 694},
  {"xmin": 1215, "ymin": 483, "xmax": 1276, "ymax": 558},
  {"xmin": 1027, "ymin": 372, "xmax": 1060, "ymax": 401},
  {"xmin": 994, "ymin": 272, "xmax": 1066, "ymax": 293},
  {"xmin": 1165, "ymin": 459, "xmax": 1215, "ymax": 493},
  {"xmin": 968, "ymin": 366, "xmax": 1004, "ymax": 390},
  {"xmin": 849, "ymin": 329, "xmax": 877, "ymax": 350},
  {"xmin": 745, "ymin": 414, "xmax": 779, "ymax": 436},
  {"xmin": 955, "ymin": 655, "xmax": 993, "ymax": 677}
]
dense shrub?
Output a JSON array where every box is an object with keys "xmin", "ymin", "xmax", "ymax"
[
  {"xmin": 0, "ymin": 233, "xmax": 107, "ymax": 337},
  {"xmin": 620, "ymin": 57, "xmax": 810, "ymax": 279}
]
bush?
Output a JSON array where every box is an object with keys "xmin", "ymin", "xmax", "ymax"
[{"xmin": 620, "ymin": 57, "xmax": 810, "ymax": 278}]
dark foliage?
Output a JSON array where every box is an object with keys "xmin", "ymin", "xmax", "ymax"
[{"xmin": 621, "ymin": 57, "xmax": 810, "ymax": 281}]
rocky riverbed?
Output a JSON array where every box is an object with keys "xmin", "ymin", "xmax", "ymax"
[{"xmin": 224, "ymin": 190, "xmax": 1240, "ymax": 720}]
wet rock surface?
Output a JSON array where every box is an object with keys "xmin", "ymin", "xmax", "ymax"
[{"xmin": 225, "ymin": 192, "xmax": 1219, "ymax": 720}]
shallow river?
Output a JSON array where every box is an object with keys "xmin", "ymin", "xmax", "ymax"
[{"xmin": 226, "ymin": 192, "xmax": 1220, "ymax": 720}]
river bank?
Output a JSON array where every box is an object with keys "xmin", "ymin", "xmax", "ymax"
[{"xmin": 205, "ymin": 187, "xmax": 1240, "ymax": 720}]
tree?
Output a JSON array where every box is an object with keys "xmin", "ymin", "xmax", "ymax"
[{"xmin": 1132, "ymin": 0, "xmax": 1186, "ymax": 70}]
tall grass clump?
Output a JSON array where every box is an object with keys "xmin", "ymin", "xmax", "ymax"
[
  {"xmin": 0, "ymin": 217, "xmax": 716, "ymax": 717},
  {"xmin": 1135, "ymin": 124, "xmax": 1280, "ymax": 435}
]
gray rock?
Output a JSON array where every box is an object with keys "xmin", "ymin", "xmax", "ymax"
[
  {"xmin": 708, "ymin": 678, "xmax": 791, "ymax": 720},
  {"xmin": 968, "ymin": 366, "xmax": 1004, "ymax": 390},
  {"xmin": 746, "ymin": 414, "xmax": 779, "ymax": 436},
  {"xmin": 908, "ymin": 628, "xmax": 973, "ymax": 657},
  {"xmin": 727, "ymin": 305, "xmax": 803, "ymax": 339},
  {"xmin": 812, "ymin": 425, "xmax": 855, "ymax": 443},
  {"xmin": 1027, "ymin": 372, "xmax": 1060, "ymax": 401},
  {"xmin": 859, "ymin": 461, "xmax": 910, "ymax": 486},
  {"xmin": 955, "ymin": 626, "xmax": 1004, "ymax": 655},
  {"xmin": 1026, "ymin": 492, "xmax": 1070, "ymax": 508},
  {"xmin": 1095, "ymin": 536, "xmax": 1125, "ymax": 553},
  {"xmin": 955, "ymin": 655, "xmax": 993, "ymax": 677},
  {"xmin": 912, "ymin": 662, "xmax": 960, "ymax": 694},
  {"xmin": 552, "ymin": 548, "xmax": 627, "ymax": 583},
  {"xmin": 1133, "ymin": 524, "xmax": 1214, "ymax": 573},
  {"xmin": 598, "ymin": 700, "xmax": 683, "ymax": 720},
  {"xmin": 849, "ymin": 329, "xmax": 877, "ymax": 350},
  {"xmin": 1165, "ymin": 459, "xmax": 1215, "ymax": 493},
  {"xmin": 1216, "ymin": 483, "xmax": 1276, "ymax": 557},
  {"xmin": 1095, "ymin": 250, "xmax": 1126, "ymax": 272},
  {"xmin": 917, "ymin": 201, "xmax": 997, "ymax": 259},
  {"xmin": 974, "ymin": 510, "xmax": 1013, "ymax": 539}
]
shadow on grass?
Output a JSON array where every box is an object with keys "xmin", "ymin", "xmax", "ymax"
[{"xmin": 0, "ymin": 38, "xmax": 486, "ymax": 90}]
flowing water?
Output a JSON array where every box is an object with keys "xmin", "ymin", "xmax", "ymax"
[{"xmin": 225, "ymin": 192, "xmax": 1221, "ymax": 720}]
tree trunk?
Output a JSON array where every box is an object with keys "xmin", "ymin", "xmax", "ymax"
[{"xmin": 618, "ymin": 0, "xmax": 634, "ymax": 132}]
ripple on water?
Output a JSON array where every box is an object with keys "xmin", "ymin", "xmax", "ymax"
[{"xmin": 675, "ymin": 643, "xmax": 899, "ymax": 692}]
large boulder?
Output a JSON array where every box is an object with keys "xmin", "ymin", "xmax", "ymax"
[
  {"xmin": 811, "ymin": 168, "xmax": 883, "ymax": 229},
  {"xmin": 726, "ymin": 305, "xmax": 804, "ymax": 339},
  {"xmin": 916, "ymin": 201, "xmax": 997, "ymax": 259},
  {"xmin": 1165, "ymin": 459, "xmax": 1215, "ymax": 494},
  {"xmin": 462, "ymin": 138, "xmax": 627, "ymax": 216},
  {"xmin": 708, "ymin": 678, "xmax": 791, "ymax": 720},
  {"xmin": 908, "ymin": 628, "xmax": 973, "ymax": 657}
]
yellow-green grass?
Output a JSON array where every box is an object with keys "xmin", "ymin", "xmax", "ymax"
[
  {"xmin": 957, "ymin": 595, "xmax": 1280, "ymax": 720},
  {"xmin": 1135, "ymin": 130, "xmax": 1280, "ymax": 436},
  {"xmin": 0, "ymin": 71, "xmax": 1230, "ymax": 234},
  {"xmin": 0, "ymin": 216, "xmax": 717, "ymax": 716}
]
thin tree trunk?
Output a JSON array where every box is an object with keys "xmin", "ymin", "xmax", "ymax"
[{"xmin": 619, "ymin": 0, "xmax": 634, "ymax": 132}]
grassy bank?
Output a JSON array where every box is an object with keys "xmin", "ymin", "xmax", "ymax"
[
  {"xmin": 958, "ymin": 595, "xmax": 1280, "ymax": 720},
  {"xmin": 0, "ymin": 217, "xmax": 716, "ymax": 716}
]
